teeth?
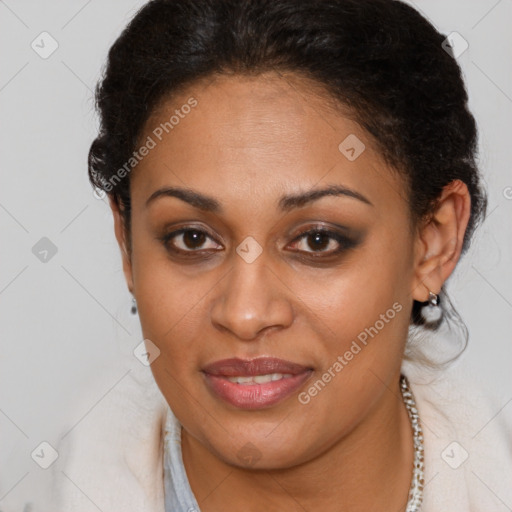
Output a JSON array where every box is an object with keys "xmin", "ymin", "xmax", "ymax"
[
  {"xmin": 235, "ymin": 376, "xmax": 254, "ymax": 384},
  {"xmin": 254, "ymin": 374, "xmax": 273, "ymax": 384},
  {"xmin": 226, "ymin": 373, "xmax": 293, "ymax": 385}
]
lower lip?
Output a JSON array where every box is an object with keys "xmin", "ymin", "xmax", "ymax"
[{"xmin": 203, "ymin": 371, "xmax": 313, "ymax": 410}]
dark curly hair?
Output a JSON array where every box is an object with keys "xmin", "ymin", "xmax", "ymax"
[{"xmin": 88, "ymin": 0, "xmax": 487, "ymax": 336}]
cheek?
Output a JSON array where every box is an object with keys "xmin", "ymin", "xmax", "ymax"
[
  {"xmin": 135, "ymin": 269, "xmax": 213, "ymax": 369},
  {"xmin": 129, "ymin": 233, "xmax": 213, "ymax": 381},
  {"xmin": 134, "ymin": 268, "xmax": 214, "ymax": 425},
  {"xmin": 290, "ymin": 229, "xmax": 414, "ymax": 347},
  {"xmin": 278, "ymin": 239, "xmax": 413, "ymax": 456},
  {"xmin": 131, "ymin": 221, "xmax": 208, "ymax": 330}
]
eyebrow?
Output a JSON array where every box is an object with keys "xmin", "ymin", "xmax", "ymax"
[
  {"xmin": 279, "ymin": 184, "xmax": 373, "ymax": 211},
  {"xmin": 145, "ymin": 186, "xmax": 221, "ymax": 212},
  {"xmin": 145, "ymin": 184, "xmax": 373, "ymax": 212}
]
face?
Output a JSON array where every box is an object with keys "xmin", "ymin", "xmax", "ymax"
[{"xmin": 120, "ymin": 72, "xmax": 421, "ymax": 469}]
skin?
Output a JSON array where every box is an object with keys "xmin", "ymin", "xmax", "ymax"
[{"xmin": 111, "ymin": 71, "xmax": 471, "ymax": 511}]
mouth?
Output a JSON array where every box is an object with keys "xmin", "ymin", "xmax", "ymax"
[{"xmin": 202, "ymin": 357, "xmax": 313, "ymax": 410}]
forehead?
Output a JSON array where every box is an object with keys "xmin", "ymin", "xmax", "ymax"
[{"xmin": 130, "ymin": 72, "xmax": 407, "ymax": 216}]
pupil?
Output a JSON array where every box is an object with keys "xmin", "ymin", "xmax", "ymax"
[
  {"xmin": 308, "ymin": 232, "xmax": 329, "ymax": 251},
  {"xmin": 183, "ymin": 230, "xmax": 205, "ymax": 249}
]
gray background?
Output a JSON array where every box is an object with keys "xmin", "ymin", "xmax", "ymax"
[{"xmin": 1, "ymin": 0, "xmax": 511, "ymax": 508}]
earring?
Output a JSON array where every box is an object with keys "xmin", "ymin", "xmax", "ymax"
[
  {"xmin": 131, "ymin": 297, "xmax": 137, "ymax": 315},
  {"xmin": 419, "ymin": 290, "xmax": 442, "ymax": 326},
  {"xmin": 428, "ymin": 291, "xmax": 439, "ymax": 307}
]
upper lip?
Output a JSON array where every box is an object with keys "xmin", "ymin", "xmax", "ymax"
[{"xmin": 202, "ymin": 357, "xmax": 311, "ymax": 377}]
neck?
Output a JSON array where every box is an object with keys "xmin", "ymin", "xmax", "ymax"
[{"xmin": 181, "ymin": 372, "xmax": 414, "ymax": 512}]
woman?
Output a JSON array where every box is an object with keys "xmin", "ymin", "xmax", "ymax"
[{"xmin": 54, "ymin": 0, "xmax": 511, "ymax": 510}]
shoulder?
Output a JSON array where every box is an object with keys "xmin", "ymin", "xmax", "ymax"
[
  {"xmin": 403, "ymin": 359, "xmax": 512, "ymax": 511},
  {"xmin": 52, "ymin": 359, "xmax": 168, "ymax": 512}
]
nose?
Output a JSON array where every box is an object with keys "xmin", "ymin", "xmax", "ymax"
[{"xmin": 210, "ymin": 258, "xmax": 294, "ymax": 341}]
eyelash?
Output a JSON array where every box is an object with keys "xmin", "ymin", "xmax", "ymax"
[
  {"xmin": 159, "ymin": 226, "xmax": 357, "ymax": 259},
  {"xmin": 288, "ymin": 228, "xmax": 355, "ymax": 257}
]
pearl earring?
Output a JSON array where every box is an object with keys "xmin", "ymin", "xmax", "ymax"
[{"xmin": 131, "ymin": 297, "xmax": 137, "ymax": 315}]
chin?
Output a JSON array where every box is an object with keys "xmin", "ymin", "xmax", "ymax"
[{"xmin": 201, "ymin": 419, "xmax": 319, "ymax": 470}]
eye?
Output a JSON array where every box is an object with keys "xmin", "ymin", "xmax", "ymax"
[
  {"xmin": 287, "ymin": 228, "xmax": 354, "ymax": 256},
  {"xmin": 160, "ymin": 228, "xmax": 222, "ymax": 254}
]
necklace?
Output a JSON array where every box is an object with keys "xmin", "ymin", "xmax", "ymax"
[{"xmin": 400, "ymin": 374, "xmax": 425, "ymax": 512}]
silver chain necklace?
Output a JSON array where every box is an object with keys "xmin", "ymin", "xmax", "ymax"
[{"xmin": 400, "ymin": 374, "xmax": 425, "ymax": 511}]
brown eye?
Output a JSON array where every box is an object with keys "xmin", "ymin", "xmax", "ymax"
[
  {"xmin": 306, "ymin": 232, "xmax": 331, "ymax": 251},
  {"xmin": 182, "ymin": 230, "xmax": 206, "ymax": 249},
  {"xmin": 161, "ymin": 228, "xmax": 222, "ymax": 254},
  {"xmin": 289, "ymin": 229, "xmax": 347, "ymax": 254}
]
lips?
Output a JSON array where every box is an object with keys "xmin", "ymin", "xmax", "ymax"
[{"xmin": 202, "ymin": 357, "xmax": 313, "ymax": 410}]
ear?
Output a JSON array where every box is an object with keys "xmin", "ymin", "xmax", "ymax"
[
  {"xmin": 412, "ymin": 179, "xmax": 471, "ymax": 302},
  {"xmin": 109, "ymin": 196, "xmax": 134, "ymax": 294}
]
